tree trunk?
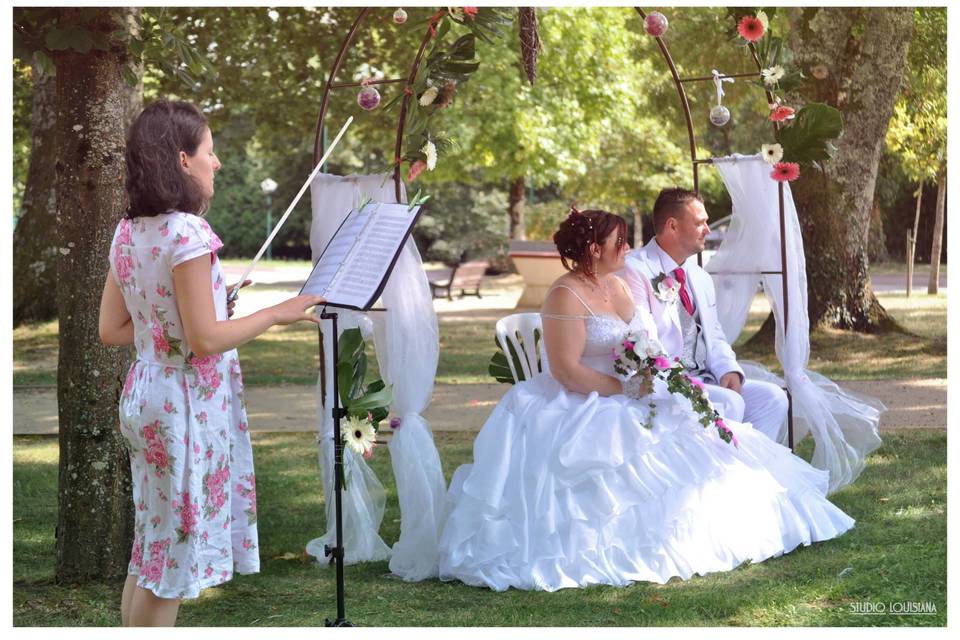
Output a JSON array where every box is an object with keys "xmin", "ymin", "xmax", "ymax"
[
  {"xmin": 787, "ymin": 7, "xmax": 914, "ymax": 331},
  {"xmin": 867, "ymin": 196, "xmax": 888, "ymax": 263},
  {"xmin": 508, "ymin": 175, "xmax": 526, "ymax": 240},
  {"xmin": 13, "ymin": 54, "xmax": 58, "ymax": 326},
  {"xmin": 53, "ymin": 7, "xmax": 141, "ymax": 584},
  {"xmin": 632, "ymin": 203, "xmax": 644, "ymax": 248},
  {"xmin": 927, "ymin": 165, "xmax": 946, "ymax": 294}
]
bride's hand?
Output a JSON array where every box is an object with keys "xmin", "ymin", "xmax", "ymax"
[{"xmin": 621, "ymin": 371, "xmax": 653, "ymax": 399}]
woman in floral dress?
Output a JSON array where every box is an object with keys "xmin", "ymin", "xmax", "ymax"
[{"xmin": 98, "ymin": 100, "xmax": 324, "ymax": 626}]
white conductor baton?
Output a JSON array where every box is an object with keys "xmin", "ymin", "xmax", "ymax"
[{"xmin": 226, "ymin": 116, "xmax": 354, "ymax": 305}]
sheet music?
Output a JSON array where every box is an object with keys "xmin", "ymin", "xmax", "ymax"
[{"xmin": 300, "ymin": 202, "xmax": 422, "ymax": 310}]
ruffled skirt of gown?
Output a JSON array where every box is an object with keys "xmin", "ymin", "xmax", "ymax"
[{"xmin": 437, "ymin": 373, "xmax": 855, "ymax": 592}]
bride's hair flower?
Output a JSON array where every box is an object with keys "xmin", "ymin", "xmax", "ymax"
[
  {"xmin": 737, "ymin": 15, "xmax": 765, "ymax": 42},
  {"xmin": 342, "ymin": 415, "xmax": 376, "ymax": 456}
]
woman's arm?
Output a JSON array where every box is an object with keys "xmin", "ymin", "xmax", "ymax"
[
  {"xmin": 541, "ymin": 286, "xmax": 623, "ymax": 397},
  {"xmin": 98, "ymin": 272, "xmax": 134, "ymax": 345},
  {"xmin": 172, "ymin": 254, "xmax": 324, "ymax": 358}
]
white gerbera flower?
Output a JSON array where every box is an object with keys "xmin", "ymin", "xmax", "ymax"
[
  {"xmin": 756, "ymin": 10, "xmax": 770, "ymax": 31},
  {"xmin": 419, "ymin": 86, "xmax": 439, "ymax": 106},
  {"xmin": 761, "ymin": 143, "xmax": 784, "ymax": 165},
  {"xmin": 342, "ymin": 416, "xmax": 375, "ymax": 455},
  {"xmin": 422, "ymin": 140, "xmax": 437, "ymax": 171},
  {"xmin": 761, "ymin": 65, "xmax": 785, "ymax": 87}
]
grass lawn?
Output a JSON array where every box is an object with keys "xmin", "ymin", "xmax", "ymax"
[
  {"xmin": 13, "ymin": 290, "xmax": 947, "ymax": 386},
  {"xmin": 735, "ymin": 292, "xmax": 948, "ymax": 380},
  {"xmin": 13, "ymin": 429, "xmax": 946, "ymax": 626}
]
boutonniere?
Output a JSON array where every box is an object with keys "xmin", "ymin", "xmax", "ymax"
[{"xmin": 651, "ymin": 272, "xmax": 681, "ymax": 304}]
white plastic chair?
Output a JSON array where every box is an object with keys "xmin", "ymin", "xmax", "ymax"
[{"xmin": 494, "ymin": 312, "xmax": 543, "ymax": 382}]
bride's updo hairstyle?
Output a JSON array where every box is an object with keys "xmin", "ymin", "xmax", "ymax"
[{"xmin": 553, "ymin": 205, "xmax": 627, "ymax": 275}]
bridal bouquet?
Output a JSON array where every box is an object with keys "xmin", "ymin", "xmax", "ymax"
[{"xmin": 612, "ymin": 330, "xmax": 739, "ymax": 447}]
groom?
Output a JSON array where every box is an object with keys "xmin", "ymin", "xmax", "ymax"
[{"xmin": 619, "ymin": 187, "xmax": 788, "ymax": 443}]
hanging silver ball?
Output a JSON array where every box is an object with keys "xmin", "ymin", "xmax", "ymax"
[{"xmin": 709, "ymin": 105, "xmax": 731, "ymax": 127}]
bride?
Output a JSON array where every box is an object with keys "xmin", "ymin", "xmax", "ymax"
[{"xmin": 437, "ymin": 207, "xmax": 854, "ymax": 592}]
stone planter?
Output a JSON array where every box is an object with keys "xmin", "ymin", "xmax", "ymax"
[{"xmin": 508, "ymin": 240, "xmax": 567, "ymax": 308}]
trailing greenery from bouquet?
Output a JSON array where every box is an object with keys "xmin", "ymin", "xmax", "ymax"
[
  {"xmin": 613, "ymin": 331, "xmax": 738, "ymax": 447},
  {"xmin": 335, "ymin": 329, "xmax": 392, "ymax": 482},
  {"xmin": 381, "ymin": 7, "xmax": 513, "ymax": 182},
  {"xmin": 725, "ymin": 8, "xmax": 844, "ymax": 180}
]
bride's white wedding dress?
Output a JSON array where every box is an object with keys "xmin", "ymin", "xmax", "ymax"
[{"xmin": 437, "ymin": 301, "xmax": 855, "ymax": 592}]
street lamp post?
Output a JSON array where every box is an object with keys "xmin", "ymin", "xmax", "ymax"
[{"xmin": 260, "ymin": 178, "xmax": 278, "ymax": 260}]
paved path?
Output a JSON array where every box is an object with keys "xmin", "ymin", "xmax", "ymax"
[
  {"xmin": 871, "ymin": 271, "xmax": 946, "ymax": 292},
  {"xmin": 12, "ymin": 378, "xmax": 946, "ymax": 436}
]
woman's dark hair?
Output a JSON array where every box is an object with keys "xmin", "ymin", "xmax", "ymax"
[
  {"xmin": 553, "ymin": 206, "xmax": 627, "ymax": 275},
  {"xmin": 125, "ymin": 100, "xmax": 210, "ymax": 218}
]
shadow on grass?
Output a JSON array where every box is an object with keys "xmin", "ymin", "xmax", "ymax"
[{"xmin": 13, "ymin": 429, "xmax": 945, "ymax": 627}]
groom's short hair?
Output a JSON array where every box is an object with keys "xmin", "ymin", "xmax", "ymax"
[{"xmin": 652, "ymin": 187, "xmax": 703, "ymax": 234}]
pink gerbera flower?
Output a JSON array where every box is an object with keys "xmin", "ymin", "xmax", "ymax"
[
  {"xmin": 770, "ymin": 104, "xmax": 796, "ymax": 122},
  {"xmin": 737, "ymin": 15, "xmax": 765, "ymax": 42},
  {"xmin": 771, "ymin": 162, "xmax": 801, "ymax": 182},
  {"xmin": 463, "ymin": 7, "xmax": 478, "ymax": 20}
]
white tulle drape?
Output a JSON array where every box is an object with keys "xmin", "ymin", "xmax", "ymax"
[
  {"xmin": 303, "ymin": 173, "xmax": 445, "ymax": 579},
  {"xmin": 707, "ymin": 154, "xmax": 884, "ymax": 493}
]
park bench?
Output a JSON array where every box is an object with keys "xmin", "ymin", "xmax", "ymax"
[{"xmin": 429, "ymin": 260, "xmax": 488, "ymax": 300}]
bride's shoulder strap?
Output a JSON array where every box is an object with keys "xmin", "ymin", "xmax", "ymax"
[
  {"xmin": 611, "ymin": 274, "xmax": 633, "ymax": 300},
  {"xmin": 543, "ymin": 284, "xmax": 596, "ymax": 318}
]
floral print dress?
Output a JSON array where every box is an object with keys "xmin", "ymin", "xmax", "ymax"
[{"xmin": 110, "ymin": 211, "xmax": 259, "ymax": 599}]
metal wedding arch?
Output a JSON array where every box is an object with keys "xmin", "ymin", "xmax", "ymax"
[{"xmin": 312, "ymin": 6, "xmax": 796, "ymax": 446}]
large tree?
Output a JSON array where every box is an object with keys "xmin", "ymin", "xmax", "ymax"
[
  {"xmin": 786, "ymin": 7, "xmax": 915, "ymax": 330},
  {"xmin": 11, "ymin": 52, "xmax": 58, "ymax": 325},
  {"xmin": 45, "ymin": 7, "xmax": 143, "ymax": 582}
]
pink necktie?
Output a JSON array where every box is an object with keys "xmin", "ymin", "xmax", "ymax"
[{"xmin": 672, "ymin": 267, "xmax": 696, "ymax": 316}]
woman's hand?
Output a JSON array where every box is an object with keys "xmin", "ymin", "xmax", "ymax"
[
  {"xmin": 621, "ymin": 370, "xmax": 653, "ymax": 400},
  {"xmin": 270, "ymin": 294, "xmax": 326, "ymax": 326},
  {"xmin": 226, "ymin": 279, "xmax": 252, "ymax": 318}
]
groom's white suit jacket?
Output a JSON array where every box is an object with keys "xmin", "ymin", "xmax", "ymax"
[{"xmin": 619, "ymin": 238, "xmax": 744, "ymax": 383}]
